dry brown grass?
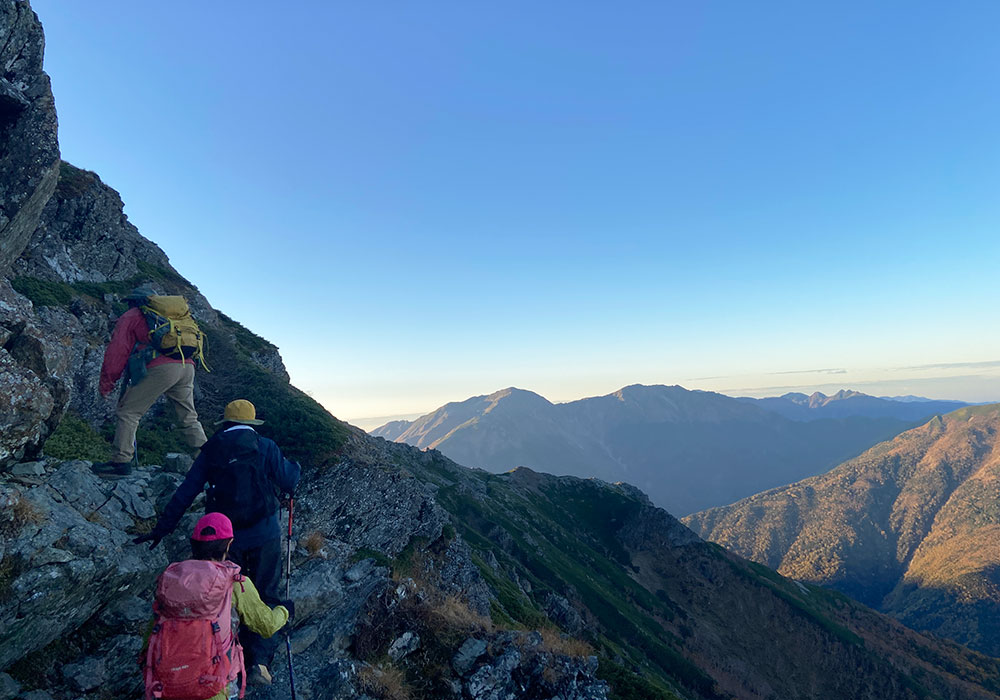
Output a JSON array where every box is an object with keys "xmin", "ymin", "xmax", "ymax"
[
  {"xmin": 303, "ymin": 530, "xmax": 325, "ymax": 558},
  {"xmin": 1, "ymin": 496, "xmax": 44, "ymax": 537},
  {"xmin": 356, "ymin": 663, "xmax": 411, "ymax": 700},
  {"xmin": 536, "ymin": 627, "xmax": 594, "ymax": 658},
  {"xmin": 425, "ymin": 594, "xmax": 492, "ymax": 634},
  {"xmin": 399, "ymin": 564, "xmax": 492, "ymax": 635},
  {"xmin": 126, "ymin": 516, "xmax": 157, "ymax": 535},
  {"xmin": 14, "ymin": 497, "xmax": 43, "ymax": 526}
]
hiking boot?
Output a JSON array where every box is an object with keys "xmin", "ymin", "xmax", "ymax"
[
  {"xmin": 90, "ymin": 461, "xmax": 132, "ymax": 477},
  {"xmin": 247, "ymin": 664, "xmax": 272, "ymax": 686}
]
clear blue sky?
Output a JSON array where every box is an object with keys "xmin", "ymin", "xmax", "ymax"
[{"xmin": 32, "ymin": 1, "xmax": 1000, "ymax": 424}]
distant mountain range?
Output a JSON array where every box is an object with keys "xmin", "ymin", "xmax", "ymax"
[
  {"xmin": 739, "ymin": 389, "xmax": 967, "ymax": 421},
  {"xmin": 683, "ymin": 404, "xmax": 1000, "ymax": 656},
  {"xmin": 372, "ymin": 385, "xmax": 966, "ymax": 515}
]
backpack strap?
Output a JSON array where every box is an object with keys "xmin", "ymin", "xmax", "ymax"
[
  {"xmin": 228, "ymin": 567, "xmax": 248, "ymax": 698},
  {"xmin": 236, "ymin": 641, "xmax": 247, "ymax": 699},
  {"xmin": 145, "ymin": 621, "xmax": 163, "ymax": 700}
]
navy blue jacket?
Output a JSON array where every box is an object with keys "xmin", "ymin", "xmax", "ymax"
[{"xmin": 154, "ymin": 425, "xmax": 301, "ymax": 547}]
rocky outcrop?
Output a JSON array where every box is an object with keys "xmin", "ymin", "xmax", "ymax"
[
  {"xmin": 0, "ymin": 279, "xmax": 57, "ymax": 464},
  {"xmin": 0, "ymin": 454, "xmax": 382, "ymax": 698},
  {"xmin": 0, "ymin": 0, "xmax": 61, "ymax": 465},
  {"xmin": 0, "ymin": 158, "xmax": 291, "ymax": 464},
  {"xmin": 453, "ymin": 631, "xmax": 608, "ymax": 700},
  {"xmin": 0, "ymin": 0, "xmax": 59, "ymax": 273},
  {"xmin": 14, "ymin": 163, "xmax": 170, "ymax": 283},
  {"xmin": 0, "ymin": 460, "xmax": 185, "ymax": 675},
  {"xmin": 0, "ymin": 273, "xmax": 118, "ymax": 465}
]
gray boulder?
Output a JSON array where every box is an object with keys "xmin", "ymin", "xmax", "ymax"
[
  {"xmin": 545, "ymin": 593, "xmax": 584, "ymax": 635},
  {"xmin": 60, "ymin": 656, "xmax": 105, "ymax": 692},
  {"xmin": 387, "ymin": 631, "xmax": 420, "ymax": 661},
  {"xmin": 0, "ymin": 672, "xmax": 19, "ymax": 700},
  {"xmin": 0, "ymin": 461, "xmax": 183, "ymax": 670},
  {"xmin": 453, "ymin": 637, "xmax": 488, "ymax": 676},
  {"xmin": 164, "ymin": 452, "xmax": 194, "ymax": 474}
]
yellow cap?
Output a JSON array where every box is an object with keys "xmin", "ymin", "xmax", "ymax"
[{"xmin": 218, "ymin": 399, "xmax": 264, "ymax": 426}]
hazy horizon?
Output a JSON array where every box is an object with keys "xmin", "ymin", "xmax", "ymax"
[{"xmin": 348, "ymin": 373, "xmax": 997, "ymax": 431}]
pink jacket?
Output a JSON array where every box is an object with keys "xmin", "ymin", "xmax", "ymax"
[{"xmin": 99, "ymin": 307, "xmax": 191, "ymax": 396}]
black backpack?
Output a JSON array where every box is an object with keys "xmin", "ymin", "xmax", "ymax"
[{"xmin": 205, "ymin": 432, "xmax": 278, "ymax": 530}]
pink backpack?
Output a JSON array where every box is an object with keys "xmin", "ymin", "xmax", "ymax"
[{"xmin": 145, "ymin": 560, "xmax": 246, "ymax": 700}]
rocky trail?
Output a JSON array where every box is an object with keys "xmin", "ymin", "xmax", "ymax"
[{"xmin": 0, "ymin": 434, "xmax": 610, "ymax": 700}]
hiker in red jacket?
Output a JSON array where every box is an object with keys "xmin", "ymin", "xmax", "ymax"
[{"xmin": 93, "ymin": 285, "xmax": 207, "ymax": 476}]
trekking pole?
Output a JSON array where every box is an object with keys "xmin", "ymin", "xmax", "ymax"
[
  {"xmin": 285, "ymin": 498, "xmax": 297, "ymax": 699},
  {"xmin": 118, "ymin": 371, "xmax": 140, "ymax": 469}
]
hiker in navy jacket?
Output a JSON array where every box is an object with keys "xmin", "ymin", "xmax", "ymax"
[{"xmin": 135, "ymin": 399, "xmax": 301, "ymax": 687}]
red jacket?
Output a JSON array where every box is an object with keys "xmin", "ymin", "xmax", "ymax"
[{"xmin": 99, "ymin": 307, "xmax": 192, "ymax": 396}]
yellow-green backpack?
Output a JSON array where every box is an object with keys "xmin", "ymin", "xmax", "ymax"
[{"xmin": 141, "ymin": 295, "xmax": 209, "ymax": 370}]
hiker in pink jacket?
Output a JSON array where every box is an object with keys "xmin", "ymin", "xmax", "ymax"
[{"xmin": 143, "ymin": 513, "xmax": 292, "ymax": 700}]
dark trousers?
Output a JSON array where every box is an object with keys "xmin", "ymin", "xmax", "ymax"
[{"xmin": 229, "ymin": 536, "xmax": 283, "ymax": 669}]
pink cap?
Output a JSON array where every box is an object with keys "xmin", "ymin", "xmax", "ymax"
[{"xmin": 191, "ymin": 512, "xmax": 235, "ymax": 541}]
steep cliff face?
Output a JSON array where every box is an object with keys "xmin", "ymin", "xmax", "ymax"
[
  {"xmin": 0, "ymin": 279, "xmax": 56, "ymax": 464},
  {"xmin": 0, "ymin": 0, "xmax": 59, "ymax": 272},
  {"xmin": 14, "ymin": 162, "xmax": 171, "ymax": 283},
  {"xmin": 0, "ymin": 0, "xmax": 60, "ymax": 465}
]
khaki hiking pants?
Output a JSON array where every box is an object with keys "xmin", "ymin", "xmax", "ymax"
[{"xmin": 111, "ymin": 362, "xmax": 207, "ymax": 464}]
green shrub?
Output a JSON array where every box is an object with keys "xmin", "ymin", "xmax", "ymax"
[
  {"xmin": 135, "ymin": 410, "xmax": 194, "ymax": 466},
  {"xmin": 71, "ymin": 278, "xmax": 136, "ymax": 300},
  {"xmin": 55, "ymin": 161, "xmax": 94, "ymax": 198},
  {"xmin": 598, "ymin": 659, "xmax": 680, "ymax": 700},
  {"xmin": 351, "ymin": 548, "xmax": 393, "ymax": 568},
  {"xmin": 11, "ymin": 277, "xmax": 73, "ymax": 307},
  {"xmin": 42, "ymin": 413, "xmax": 110, "ymax": 461},
  {"xmin": 218, "ymin": 311, "xmax": 275, "ymax": 353},
  {"xmin": 13, "ymin": 274, "xmax": 152, "ymax": 309},
  {"xmin": 137, "ymin": 260, "xmax": 189, "ymax": 288}
]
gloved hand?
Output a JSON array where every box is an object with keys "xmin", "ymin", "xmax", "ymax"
[
  {"xmin": 279, "ymin": 599, "xmax": 295, "ymax": 623},
  {"xmin": 132, "ymin": 532, "xmax": 162, "ymax": 549}
]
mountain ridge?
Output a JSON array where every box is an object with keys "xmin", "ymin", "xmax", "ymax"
[
  {"xmin": 683, "ymin": 403, "xmax": 1000, "ymax": 656},
  {"xmin": 373, "ymin": 384, "xmax": 952, "ymax": 515},
  {"xmin": 738, "ymin": 389, "xmax": 968, "ymax": 422}
]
